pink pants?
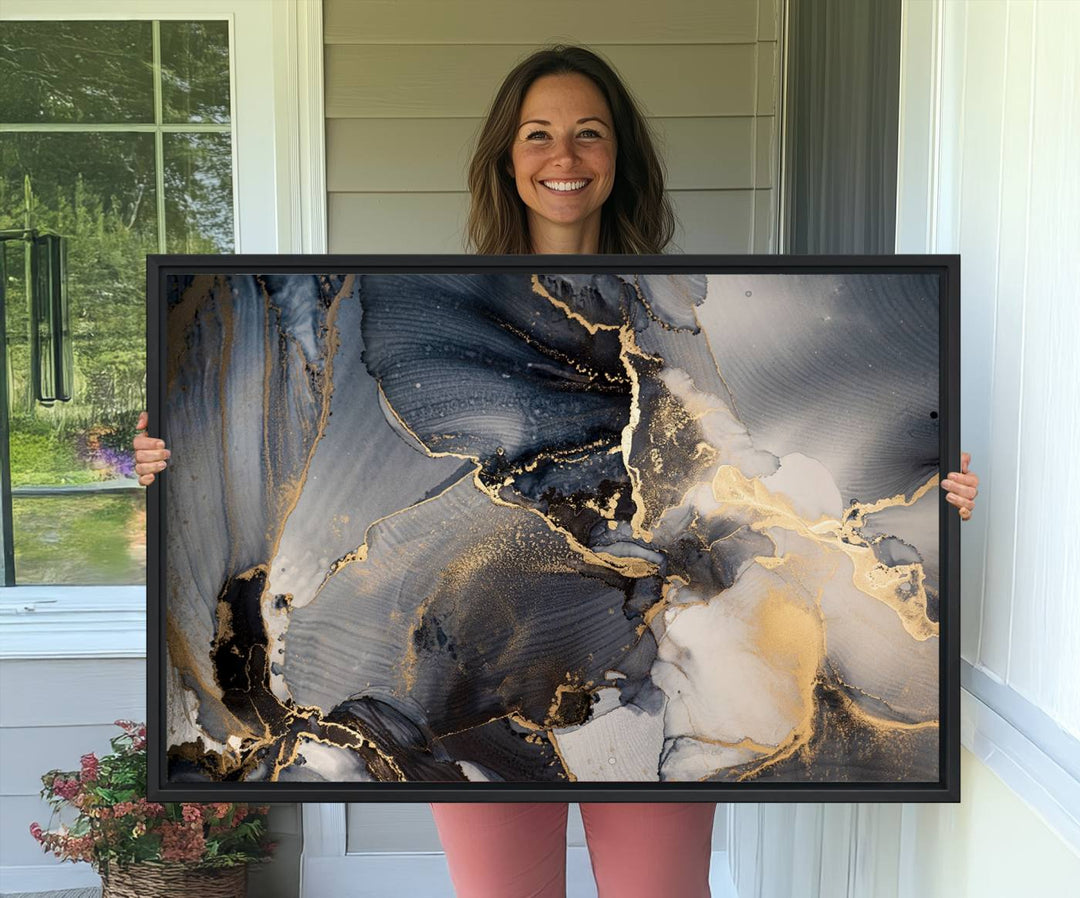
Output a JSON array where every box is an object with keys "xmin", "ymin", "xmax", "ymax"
[{"xmin": 430, "ymin": 802, "xmax": 716, "ymax": 898}]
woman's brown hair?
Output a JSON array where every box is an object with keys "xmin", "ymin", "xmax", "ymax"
[{"xmin": 466, "ymin": 45, "xmax": 676, "ymax": 255}]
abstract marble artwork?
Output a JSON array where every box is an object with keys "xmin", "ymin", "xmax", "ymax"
[{"xmin": 151, "ymin": 259, "xmax": 956, "ymax": 799}]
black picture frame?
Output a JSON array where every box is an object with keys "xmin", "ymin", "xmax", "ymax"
[{"xmin": 147, "ymin": 253, "xmax": 960, "ymax": 803}]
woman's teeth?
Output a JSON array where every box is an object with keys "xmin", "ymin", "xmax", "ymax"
[{"xmin": 542, "ymin": 179, "xmax": 589, "ymax": 192}]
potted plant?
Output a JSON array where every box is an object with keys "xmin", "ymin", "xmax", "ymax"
[{"xmin": 30, "ymin": 720, "xmax": 275, "ymax": 898}]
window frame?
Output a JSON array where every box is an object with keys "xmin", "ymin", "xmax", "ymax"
[{"xmin": 0, "ymin": 0, "xmax": 326, "ymax": 657}]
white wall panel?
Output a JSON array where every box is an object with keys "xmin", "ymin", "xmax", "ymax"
[
  {"xmin": 1004, "ymin": 1, "xmax": 1080, "ymax": 729},
  {"xmin": 897, "ymin": 0, "xmax": 1080, "ymax": 735},
  {"xmin": 977, "ymin": 0, "xmax": 1036, "ymax": 678}
]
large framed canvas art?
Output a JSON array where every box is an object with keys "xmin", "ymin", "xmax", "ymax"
[{"xmin": 147, "ymin": 255, "xmax": 960, "ymax": 802}]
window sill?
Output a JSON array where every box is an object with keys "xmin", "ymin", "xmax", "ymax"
[{"xmin": 0, "ymin": 585, "xmax": 146, "ymax": 659}]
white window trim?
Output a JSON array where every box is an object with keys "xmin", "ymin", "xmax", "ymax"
[{"xmin": 0, "ymin": 0, "xmax": 326, "ymax": 659}]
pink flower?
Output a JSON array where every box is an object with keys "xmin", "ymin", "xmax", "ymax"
[
  {"xmin": 52, "ymin": 777, "xmax": 80, "ymax": 801},
  {"xmin": 161, "ymin": 821, "xmax": 206, "ymax": 863},
  {"xmin": 181, "ymin": 804, "xmax": 203, "ymax": 824},
  {"xmin": 29, "ymin": 822, "xmax": 43, "ymax": 842},
  {"xmin": 137, "ymin": 798, "xmax": 165, "ymax": 818},
  {"xmin": 80, "ymin": 753, "xmax": 99, "ymax": 782}
]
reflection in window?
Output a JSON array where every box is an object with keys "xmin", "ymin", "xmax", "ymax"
[{"xmin": 0, "ymin": 20, "xmax": 234, "ymax": 585}]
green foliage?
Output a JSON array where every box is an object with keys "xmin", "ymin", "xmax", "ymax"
[
  {"xmin": 12, "ymin": 492, "xmax": 144, "ymax": 585},
  {"xmin": 30, "ymin": 722, "xmax": 276, "ymax": 874},
  {"xmin": 8, "ymin": 425, "xmax": 93, "ymax": 485}
]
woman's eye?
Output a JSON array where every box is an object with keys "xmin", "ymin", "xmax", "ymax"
[
  {"xmin": 525, "ymin": 130, "xmax": 550, "ymax": 140},
  {"xmin": 579, "ymin": 129, "xmax": 602, "ymax": 138}
]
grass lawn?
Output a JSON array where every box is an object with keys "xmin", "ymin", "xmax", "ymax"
[{"xmin": 12, "ymin": 491, "xmax": 146, "ymax": 584}]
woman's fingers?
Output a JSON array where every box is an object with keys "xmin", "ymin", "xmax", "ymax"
[
  {"xmin": 941, "ymin": 475, "xmax": 978, "ymax": 499},
  {"xmin": 941, "ymin": 452, "xmax": 978, "ymax": 521},
  {"xmin": 944, "ymin": 490, "xmax": 974, "ymax": 510},
  {"xmin": 944, "ymin": 490, "xmax": 975, "ymax": 523},
  {"xmin": 133, "ymin": 410, "xmax": 169, "ymax": 486}
]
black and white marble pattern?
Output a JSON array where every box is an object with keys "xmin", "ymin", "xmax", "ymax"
[{"xmin": 163, "ymin": 270, "xmax": 941, "ymax": 785}]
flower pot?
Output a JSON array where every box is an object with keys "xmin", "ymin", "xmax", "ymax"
[{"xmin": 100, "ymin": 861, "xmax": 247, "ymax": 898}]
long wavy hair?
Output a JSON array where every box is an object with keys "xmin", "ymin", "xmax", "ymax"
[{"xmin": 466, "ymin": 45, "xmax": 676, "ymax": 255}]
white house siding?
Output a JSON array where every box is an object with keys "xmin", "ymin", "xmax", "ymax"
[{"xmin": 324, "ymin": 0, "xmax": 781, "ymax": 255}]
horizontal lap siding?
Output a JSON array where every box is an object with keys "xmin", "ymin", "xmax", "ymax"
[
  {"xmin": 323, "ymin": 0, "xmax": 761, "ymax": 45},
  {"xmin": 325, "ymin": 45, "xmax": 761, "ymax": 118},
  {"xmin": 328, "ymin": 189, "xmax": 760, "ymax": 254},
  {"xmin": 0, "ymin": 658, "xmax": 146, "ymax": 868},
  {"xmin": 324, "ymin": 0, "xmax": 780, "ymax": 254},
  {"xmin": 327, "ymin": 117, "xmax": 769, "ymax": 192}
]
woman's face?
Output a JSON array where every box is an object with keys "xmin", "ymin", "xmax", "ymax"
[{"xmin": 509, "ymin": 73, "xmax": 617, "ymax": 247}]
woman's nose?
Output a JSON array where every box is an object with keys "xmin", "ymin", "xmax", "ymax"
[{"xmin": 549, "ymin": 134, "xmax": 579, "ymax": 165}]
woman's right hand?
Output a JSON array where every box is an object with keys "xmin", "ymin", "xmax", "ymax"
[{"xmin": 133, "ymin": 410, "xmax": 170, "ymax": 486}]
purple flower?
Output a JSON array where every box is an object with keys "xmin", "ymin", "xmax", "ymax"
[{"xmin": 95, "ymin": 446, "xmax": 136, "ymax": 479}]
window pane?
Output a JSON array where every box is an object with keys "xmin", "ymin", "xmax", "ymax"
[
  {"xmin": 0, "ymin": 22, "xmax": 154, "ymax": 124},
  {"xmin": 164, "ymin": 132, "xmax": 235, "ymax": 252},
  {"xmin": 12, "ymin": 492, "xmax": 146, "ymax": 585},
  {"xmin": 2, "ymin": 132, "xmax": 155, "ymax": 583},
  {"xmin": 1, "ymin": 19, "xmax": 235, "ymax": 586},
  {"xmin": 160, "ymin": 21, "xmax": 232, "ymax": 124},
  {"xmin": 0, "ymin": 133, "xmax": 158, "ymax": 237}
]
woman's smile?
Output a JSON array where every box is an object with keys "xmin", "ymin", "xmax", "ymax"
[{"xmin": 540, "ymin": 178, "xmax": 592, "ymax": 193}]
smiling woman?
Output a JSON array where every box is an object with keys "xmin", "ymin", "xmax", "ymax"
[{"xmin": 466, "ymin": 45, "xmax": 674, "ymax": 256}]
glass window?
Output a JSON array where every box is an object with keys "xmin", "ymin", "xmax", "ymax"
[
  {"xmin": 0, "ymin": 20, "xmax": 234, "ymax": 585},
  {"xmin": 160, "ymin": 21, "xmax": 232, "ymax": 124},
  {"xmin": 0, "ymin": 22, "xmax": 155, "ymax": 124}
]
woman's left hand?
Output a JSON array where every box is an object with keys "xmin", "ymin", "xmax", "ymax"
[{"xmin": 941, "ymin": 451, "xmax": 979, "ymax": 521}]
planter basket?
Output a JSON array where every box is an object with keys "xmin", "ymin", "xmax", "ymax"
[{"xmin": 101, "ymin": 861, "xmax": 247, "ymax": 898}]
